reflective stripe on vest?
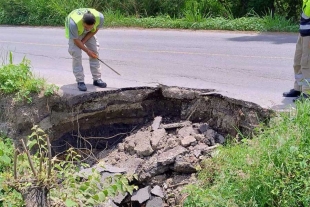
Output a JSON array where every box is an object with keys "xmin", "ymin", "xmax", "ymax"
[
  {"xmin": 300, "ymin": 1, "xmax": 310, "ymax": 36},
  {"xmin": 65, "ymin": 8, "xmax": 100, "ymax": 39}
]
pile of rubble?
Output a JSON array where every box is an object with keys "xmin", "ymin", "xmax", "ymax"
[{"xmin": 83, "ymin": 116, "xmax": 226, "ymax": 206}]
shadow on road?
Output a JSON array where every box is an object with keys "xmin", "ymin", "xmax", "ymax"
[
  {"xmin": 270, "ymin": 97, "xmax": 295, "ymax": 111},
  {"xmin": 226, "ymin": 33, "xmax": 298, "ymax": 45}
]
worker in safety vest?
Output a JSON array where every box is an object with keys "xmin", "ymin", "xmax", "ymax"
[
  {"xmin": 283, "ymin": 1, "xmax": 310, "ymax": 102},
  {"xmin": 65, "ymin": 8, "xmax": 106, "ymax": 91}
]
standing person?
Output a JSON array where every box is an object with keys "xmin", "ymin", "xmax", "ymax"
[
  {"xmin": 283, "ymin": 1, "xmax": 310, "ymax": 102},
  {"xmin": 65, "ymin": 8, "xmax": 107, "ymax": 91}
]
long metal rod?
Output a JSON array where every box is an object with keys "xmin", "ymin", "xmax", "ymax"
[{"xmin": 97, "ymin": 58, "xmax": 121, "ymax": 76}]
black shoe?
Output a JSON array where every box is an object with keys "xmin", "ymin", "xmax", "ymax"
[
  {"xmin": 93, "ymin": 79, "xmax": 107, "ymax": 88},
  {"xmin": 283, "ymin": 89, "xmax": 301, "ymax": 97},
  {"xmin": 77, "ymin": 82, "xmax": 87, "ymax": 91},
  {"xmin": 293, "ymin": 93, "xmax": 310, "ymax": 103}
]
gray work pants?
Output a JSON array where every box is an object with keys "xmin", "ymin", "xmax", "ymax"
[
  {"xmin": 293, "ymin": 35, "xmax": 310, "ymax": 94},
  {"xmin": 68, "ymin": 35, "xmax": 101, "ymax": 82}
]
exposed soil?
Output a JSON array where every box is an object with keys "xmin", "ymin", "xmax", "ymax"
[{"xmin": 0, "ymin": 85, "xmax": 274, "ymax": 206}]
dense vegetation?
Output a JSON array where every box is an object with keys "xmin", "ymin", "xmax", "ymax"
[{"xmin": 0, "ymin": 0, "xmax": 300, "ymax": 32}]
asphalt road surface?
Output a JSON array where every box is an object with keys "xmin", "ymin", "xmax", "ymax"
[{"xmin": 0, "ymin": 26, "xmax": 299, "ymax": 110}]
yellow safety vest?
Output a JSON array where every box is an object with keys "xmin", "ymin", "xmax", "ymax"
[
  {"xmin": 65, "ymin": 8, "xmax": 100, "ymax": 39},
  {"xmin": 303, "ymin": 0, "xmax": 310, "ymax": 16}
]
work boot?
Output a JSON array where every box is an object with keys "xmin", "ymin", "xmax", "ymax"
[
  {"xmin": 93, "ymin": 79, "xmax": 107, "ymax": 88},
  {"xmin": 293, "ymin": 93, "xmax": 310, "ymax": 103},
  {"xmin": 77, "ymin": 82, "xmax": 87, "ymax": 91},
  {"xmin": 283, "ymin": 89, "xmax": 301, "ymax": 97}
]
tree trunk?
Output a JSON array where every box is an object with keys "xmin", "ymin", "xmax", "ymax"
[{"xmin": 22, "ymin": 187, "xmax": 49, "ymax": 207}]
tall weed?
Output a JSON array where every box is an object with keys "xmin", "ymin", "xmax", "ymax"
[
  {"xmin": 262, "ymin": 10, "xmax": 298, "ymax": 32},
  {"xmin": 183, "ymin": 0, "xmax": 205, "ymax": 22}
]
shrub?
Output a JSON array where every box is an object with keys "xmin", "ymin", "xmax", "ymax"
[{"xmin": 0, "ymin": 52, "xmax": 58, "ymax": 102}]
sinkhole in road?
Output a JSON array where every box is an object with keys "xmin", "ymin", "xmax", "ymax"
[
  {"xmin": 45, "ymin": 86, "xmax": 272, "ymax": 206},
  {"xmin": 0, "ymin": 85, "xmax": 273, "ymax": 206},
  {"xmin": 47, "ymin": 85, "xmax": 271, "ymax": 160}
]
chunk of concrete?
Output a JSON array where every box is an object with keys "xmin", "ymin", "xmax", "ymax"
[
  {"xmin": 134, "ymin": 138, "xmax": 154, "ymax": 157},
  {"xmin": 146, "ymin": 197, "xmax": 164, "ymax": 207},
  {"xmin": 151, "ymin": 185, "xmax": 164, "ymax": 198},
  {"xmin": 180, "ymin": 136, "xmax": 196, "ymax": 147},
  {"xmin": 126, "ymin": 131, "xmax": 154, "ymax": 157},
  {"xmin": 118, "ymin": 157, "xmax": 144, "ymax": 175},
  {"xmin": 124, "ymin": 134, "xmax": 138, "ymax": 155},
  {"xmin": 157, "ymin": 146, "xmax": 188, "ymax": 165},
  {"xmin": 131, "ymin": 186, "xmax": 151, "ymax": 204},
  {"xmin": 124, "ymin": 131, "xmax": 153, "ymax": 155},
  {"xmin": 137, "ymin": 156, "xmax": 170, "ymax": 182},
  {"xmin": 177, "ymin": 126, "xmax": 197, "ymax": 137},
  {"xmin": 173, "ymin": 160, "xmax": 197, "ymax": 173},
  {"xmin": 113, "ymin": 192, "xmax": 128, "ymax": 205},
  {"xmin": 150, "ymin": 129, "xmax": 166, "ymax": 150},
  {"xmin": 161, "ymin": 121, "xmax": 191, "ymax": 129},
  {"xmin": 151, "ymin": 116, "xmax": 162, "ymax": 131}
]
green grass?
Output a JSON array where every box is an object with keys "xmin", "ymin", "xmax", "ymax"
[
  {"xmin": 183, "ymin": 100, "xmax": 310, "ymax": 207},
  {"xmin": 0, "ymin": 52, "xmax": 58, "ymax": 103},
  {"xmin": 104, "ymin": 10, "xmax": 298, "ymax": 32}
]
